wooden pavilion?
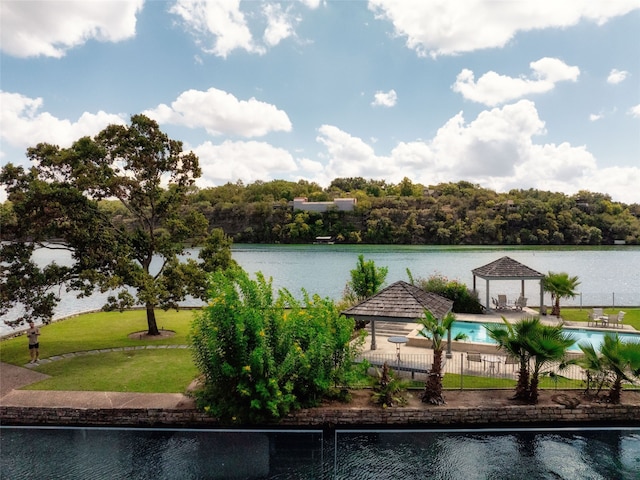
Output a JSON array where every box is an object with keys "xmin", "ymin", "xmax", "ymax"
[
  {"xmin": 471, "ymin": 256, "xmax": 544, "ymax": 311},
  {"xmin": 341, "ymin": 281, "xmax": 453, "ymax": 350}
]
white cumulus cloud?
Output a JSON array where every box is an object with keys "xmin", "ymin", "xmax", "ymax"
[
  {"xmin": 0, "ymin": 0, "xmax": 143, "ymax": 58},
  {"xmin": 630, "ymin": 104, "xmax": 640, "ymax": 118},
  {"xmin": 143, "ymin": 87, "xmax": 292, "ymax": 137},
  {"xmin": 170, "ymin": 0, "xmax": 313, "ymax": 57},
  {"xmin": 315, "ymin": 99, "xmax": 640, "ymax": 203},
  {"xmin": 607, "ymin": 68, "xmax": 629, "ymax": 84},
  {"xmin": 0, "ymin": 91, "xmax": 125, "ymax": 154},
  {"xmin": 368, "ymin": 0, "xmax": 640, "ymax": 57},
  {"xmin": 371, "ymin": 89, "xmax": 398, "ymax": 107},
  {"xmin": 452, "ymin": 58, "xmax": 580, "ymax": 106},
  {"xmin": 193, "ymin": 139, "xmax": 298, "ymax": 186},
  {"xmin": 263, "ymin": 3, "xmax": 297, "ymax": 47},
  {"xmin": 171, "ymin": 0, "xmax": 262, "ymax": 57}
]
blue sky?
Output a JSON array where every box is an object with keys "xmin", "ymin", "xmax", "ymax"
[{"xmin": 1, "ymin": 1, "xmax": 639, "ymax": 203}]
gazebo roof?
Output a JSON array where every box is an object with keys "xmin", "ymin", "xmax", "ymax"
[
  {"xmin": 341, "ymin": 281, "xmax": 453, "ymax": 322},
  {"xmin": 472, "ymin": 256, "xmax": 544, "ymax": 280}
]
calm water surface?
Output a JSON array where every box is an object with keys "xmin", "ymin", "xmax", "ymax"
[
  {"xmin": 232, "ymin": 244, "xmax": 640, "ymax": 306},
  {"xmin": 1, "ymin": 427, "xmax": 639, "ymax": 479}
]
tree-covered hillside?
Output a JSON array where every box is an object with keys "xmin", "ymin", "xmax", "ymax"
[{"xmin": 2, "ymin": 177, "xmax": 639, "ymax": 245}]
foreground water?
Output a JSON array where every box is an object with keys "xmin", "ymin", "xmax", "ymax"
[{"xmin": 2, "ymin": 427, "xmax": 639, "ymax": 479}]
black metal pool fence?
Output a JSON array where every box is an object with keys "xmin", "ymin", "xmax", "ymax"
[{"xmin": 354, "ymin": 352, "xmax": 607, "ymax": 391}]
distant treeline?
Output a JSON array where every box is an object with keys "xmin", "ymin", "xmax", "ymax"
[{"xmin": 2, "ymin": 177, "xmax": 639, "ymax": 245}]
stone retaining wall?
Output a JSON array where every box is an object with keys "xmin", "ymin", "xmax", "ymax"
[{"xmin": 2, "ymin": 403, "xmax": 639, "ymax": 429}]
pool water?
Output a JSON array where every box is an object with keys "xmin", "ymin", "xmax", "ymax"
[{"xmin": 450, "ymin": 321, "xmax": 640, "ymax": 352}]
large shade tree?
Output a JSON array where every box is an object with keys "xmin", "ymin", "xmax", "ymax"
[{"xmin": 0, "ymin": 114, "xmax": 234, "ymax": 334}]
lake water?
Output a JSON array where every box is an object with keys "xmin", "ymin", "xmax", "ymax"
[
  {"xmin": 232, "ymin": 244, "xmax": 640, "ymax": 307},
  {"xmin": 2, "ymin": 244, "xmax": 639, "ymax": 336},
  {"xmin": 2, "ymin": 426, "xmax": 639, "ymax": 479}
]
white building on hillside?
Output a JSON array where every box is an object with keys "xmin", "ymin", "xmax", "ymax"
[{"xmin": 291, "ymin": 197, "xmax": 357, "ymax": 212}]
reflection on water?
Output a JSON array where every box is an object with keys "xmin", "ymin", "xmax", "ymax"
[
  {"xmin": 335, "ymin": 429, "xmax": 640, "ymax": 480},
  {"xmin": 2, "ymin": 427, "xmax": 639, "ymax": 479},
  {"xmin": 1, "ymin": 428, "xmax": 324, "ymax": 479}
]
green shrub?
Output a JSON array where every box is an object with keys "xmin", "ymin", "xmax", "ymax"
[
  {"xmin": 417, "ymin": 274, "xmax": 484, "ymax": 313},
  {"xmin": 190, "ymin": 267, "xmax": 364, "ymax": 423},
  {"xmin": 371, "ymin": 362, "xmax": 408, "ymax": 407}
]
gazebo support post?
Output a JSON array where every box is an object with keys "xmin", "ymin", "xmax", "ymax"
[
  {"xmin": 539, "ymin": 280, "xmax": 544, "ymax": 313},
  {"xmin": 485, "ymin": 278, "xmax": 490, "ymax": 311},
  {"xmin": 371, "ymin": 319, "xmax": 377, "ymax": 350},
  {"xmin": 446, "ymin": 327, "xmax": 452, "ymax": 358}
]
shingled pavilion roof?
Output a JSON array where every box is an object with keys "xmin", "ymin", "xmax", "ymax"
[
  {"xmin": 472, "ymin": 256, "xmax": 544, "ymax": 280},
  {"xmin": 341, "ymin": 281, "xmax": 453, "ymax": 350},
  {"xmin": 471, "ymin": 256, "xmax": 545, "ymax": 311},
  {"xmin": 342, "ymin": 281, "xmax": 453, "ymax": 321}
]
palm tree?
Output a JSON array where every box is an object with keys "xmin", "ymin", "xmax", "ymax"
[
  {"xmin": 418, "ymin": 310, "xmax": 455, "ymax": 405},
  {"xmin": 486, "ymin": 316, "xmax": 574, "ymax": 403},
  {"xmin": 542, "ymin": 272, "xmax": 580, "ymax": 318},
  {"xmin": 569, "ymin": 342, "xmax": 609, "ymax": 396},
  {"xmin": 526, "ymin": 323, "xmax": 575, "ymax": 403},
  {"xmin": 485, "ymin": 316, "xmax": 539, "ymax": 401},
  {"xmin": 598, "ymin": 335, "xmax": 640, "ymax": 404}
]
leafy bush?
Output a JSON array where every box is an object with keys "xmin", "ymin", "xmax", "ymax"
[
  {"xmin": 416, "ymin": 273, "xmax": 484, "ymax": 314},
  {"xmin": 190, "ymin": 267, "xmax": 364, "ymax": 423}
]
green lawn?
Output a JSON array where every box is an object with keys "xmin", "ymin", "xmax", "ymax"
[
  {"xmin": 558, "ymin": 307, "xmax": 640, "ymax": 330},
  {"xmin": 0, "ymin": 309, "xmax": 196, "ymax": 365},
  {"xmin": 23, "ymin": 349, "xmax": 197, "ymax": 393},
  {"xmin": 0, "ymin": 309, "xmax": 201, "ymax": 393}
]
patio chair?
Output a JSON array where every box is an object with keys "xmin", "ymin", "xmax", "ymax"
[
  {"xmin": 589, "ymin": 308, "xmax": 604, "ymax": 326},
  {"xmin": 504, "ymin": 355, "xmax": 518, "ymax": 372},
  {"xmin": 513, "ymin": 296, "xmax": 527, "ymax": 311},
  {"xmin": 497, "ymin": 295, "xmax": 508, "ymax": 310},
  {"xmin": 466, "ymin": 353, "xmax": 483, "ymax": 369},
  {"xmin": 609, "ymin": 311, "xmax": 626, "ymax": 328}
]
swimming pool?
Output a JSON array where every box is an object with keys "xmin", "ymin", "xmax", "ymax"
[{"xmin": 450, "ymin": 321, "xmax": 640, "ymax": 352}]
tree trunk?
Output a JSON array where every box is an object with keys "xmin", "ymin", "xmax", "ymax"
[
  {"xmin": 422, "ymin": 349, "xmax": 445, "ymax": 405},
  {"xmin": 514, "ymin": 361, "xmax": 530, "ymax": 400},
  {"xmin": 608, "ymin": 377, "xmax": 622, "ymax": 404},
  {"xmin": 146, "ymin": 304, "xmax": 160, "ymax": 335},
  {"xmin": 529, "ymin": 372, "xmax": 539, "ymax": 404}
]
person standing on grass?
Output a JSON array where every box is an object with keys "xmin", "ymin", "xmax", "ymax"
[{"xmin": 26, "ymin": 320, "xmax": 40, "ymax": 363}]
